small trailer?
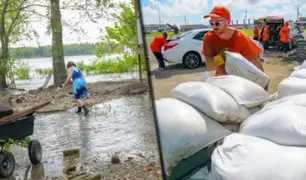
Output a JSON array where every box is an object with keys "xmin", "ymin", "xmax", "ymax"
[{"xmin": 0, "ymin": 101, "xmax": 50, "ymax": 178}]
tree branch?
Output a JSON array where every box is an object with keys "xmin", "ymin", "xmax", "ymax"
[
  {"xmin": 4, "ymin": 3, "xmax": 49, "ymax": 13},
  {"xmin": 6, "ymin": 0, "xmax": 28, "ymax": 38},
  {"xmin": 22, "ymin": 9, "xmax": 50, "ymax": 19}
]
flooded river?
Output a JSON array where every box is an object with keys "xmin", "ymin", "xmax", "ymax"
[
  {"xmin": 6, "ymin": 94, "xmax": 159, "ymax": 179},
  {"xmin": 15, "ymin": 54, "xmax": 139, "ymax": 90}
]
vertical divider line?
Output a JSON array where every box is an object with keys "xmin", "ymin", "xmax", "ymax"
[{"xmin": 136, "ymin": 0, "xmax": 167, "ymax": 179}]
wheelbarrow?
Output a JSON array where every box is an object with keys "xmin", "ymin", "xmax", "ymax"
[
  {"xmin": 0, "ymin": 115, "xmax": 42, "ymax": 178},
  {"xmin": 0, "ymin": 101, "xmax": 50, "ymax": 178}
]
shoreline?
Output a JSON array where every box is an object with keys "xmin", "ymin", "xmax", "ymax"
[{"xmin": 2, "ymin": 79, "xmax": 149, "ymax": 114}]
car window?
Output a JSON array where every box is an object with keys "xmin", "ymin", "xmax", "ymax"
[
  {"xmin": 193, "ymin": 31, "xmax": 208, "ymax": 41},
  {"xmin": 179, "ymin": 31, "xmax": 192, "ymax": 39}
]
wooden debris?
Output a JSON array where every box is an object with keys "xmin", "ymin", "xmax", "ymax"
[
  {"xmin": 63, "ymin": 149, "xmax": 80, "ymax": 157},
  {"xmin": 0, "ymin": 101, "xmax": 50, "ymax": 123}
]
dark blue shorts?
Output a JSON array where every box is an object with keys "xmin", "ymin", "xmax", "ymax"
[
  {"xmin": 281, "ymin": 42, "xmax": 289, "ymax": 53},
  {"xmin": 74, "ymin": 86, "xmax": 88, "ymax": 100}
]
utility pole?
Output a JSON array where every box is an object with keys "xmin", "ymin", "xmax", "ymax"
[
  {"xmin": 297, "ymin": 4, "xmax": 300, "ymax": 21},
  {"xmin": 184, "ymin": 15, "xmax": 187, "ymax": 31},
  {"xmin": 157, "ymin": 0, "xmax": 162, "ymax": 30},
  {"xmin": 244, "ymin": 10, "xmax": 248, "ymax": 28}
]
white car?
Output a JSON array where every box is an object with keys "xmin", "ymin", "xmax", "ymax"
[{"xmin": 163, "ymin": 29, "xmax": 264, "ymax": 69}]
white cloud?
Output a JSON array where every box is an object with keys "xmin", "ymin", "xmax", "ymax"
[
  {"xmin": 141, "ymin": 0, "xmax": 208, "ymax": 24},
  {"xmin": 140, "ymin": 0, "xmax": 306, "ymax": 25}
]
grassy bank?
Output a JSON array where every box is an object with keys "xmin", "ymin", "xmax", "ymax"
[
  {"xmin": 145, "ymin": 29, "xmax": 255, "ymax": 37},
  {"xmin": 145, "ymin": 31, "xmax": 186, "ymax": 37},
  {"xmin": 14, "ymin": 54, "xmax": 147, "ymax": 80}
]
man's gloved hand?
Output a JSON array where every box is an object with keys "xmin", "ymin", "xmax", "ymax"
[
  {"xmin": 213, "ymin": 48, "xmax": 227, "ymax": 66},
  {"xmin": 213, "ymin": 54, "xmax": 225, "ymax": 66}
]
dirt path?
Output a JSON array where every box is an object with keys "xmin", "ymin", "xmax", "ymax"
[
  {"xmin": 150, "ymin": 55, "xmax": 296, "ymax": 100},
  {"xmin": 1, "ymin": 80, "xmax": 149, "ymax": 114}
]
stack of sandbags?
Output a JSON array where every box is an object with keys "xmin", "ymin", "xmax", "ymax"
[
  {"xmin": 204, "ymin": 75, "xmax": 271, "ymax": 109},
  {"xmin": 224, "ymin": 51, "xmax": 270, "ymax": 88},
  {"xmin": 155, "ymin": 98, "xmax": 231, "ymax": 177},
  {"xmin": 208, "ymin": 93, "xmax": 306, "ymax": 180},
  {"xmin": 200, "ymin": 75, "xmax": 272, "ymax": 130},
  {"xmin": 155, "ymin": 75, "xmax": 271, "ymax": 177},
  {"xmin": 240, "ymin": 105, "xmax": 306, "ymax": 146},
  {"xmin": 299, "ymin": 59, "xmax": 306, "ymax": 69},
  {"xmin": 171, "ymin": 82, "xmax": 251, "ymax": 124},
  {"xmin": 277, "ymin": 65, "xmax": 306, "ymax": 98},
  {"xmin": 262, "ymin": 93, "xmax": 306, "ymax": 110},
  {"xmin": 288, "ymin": 39, "xmax": 306, "ymax": 62},
  {"xmin": 207, "ymin": 133, "xmax": 306, "ymax": 180}
]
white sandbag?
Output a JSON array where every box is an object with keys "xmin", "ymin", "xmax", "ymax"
[
  {"xmin": 207, "ymin": 133, "xmax": 306, "ymax": 180},
  {"xmin": 299, "ymin": 60, "xmax": 306, "ymax": 69},
  {"xmin": 198, "ymin": 71, "xmax": 211, "ymax": 82},
  {"xmin": 263, "ymin": 93, "xmax": 306, "ymax": 110},
  {"xmin": 290, "ymin": 69, "xmax": 306, "ymax": 79},
  {"xmin": 253, "ymin": 40, "xmax": 264, "ymax": 58},
  {"xmin": 171, "ymin": 82, "xmax": 251, "ymax": 123},
  {"xmin": 204, "ymin": 75, "xmax": 271, "ymax": 108},
  {"xmin": 224, "ymin": 51, "xmax": 270, "ymax": 88},
  {"xmin": 240, "ymin": 105, "xmax": 306, "ymax": 146},
  {"xmin": 278, "ymin": 77, "xmax": 306, "ymax": 98},
  {"xmin": 248, "ymin": 106, "xmax": 261, "ymax": 115},
  {"xmin": 155, "ymin": 98, "xmax": 231, "ymax": 176}
]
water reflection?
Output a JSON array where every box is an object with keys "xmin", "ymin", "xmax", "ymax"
[{"xmin": 9, "ymin": 94, "xmax": 157, "ymax": 179}]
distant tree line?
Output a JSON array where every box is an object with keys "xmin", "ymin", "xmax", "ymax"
[{"xmin": 9, "ymin": 43, "xmax": 121, "ymax": 59}]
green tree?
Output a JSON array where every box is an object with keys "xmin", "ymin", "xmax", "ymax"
[
  {"xmin": 95, "ymin": 0, "xmax": 136, "ymax": 57},
  {"xmin": 0, "ymin": 0, "xmax": 46, "ymax": 90}
]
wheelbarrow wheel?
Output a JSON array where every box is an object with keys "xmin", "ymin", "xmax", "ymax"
[
  {"xmin": 0, "ymin": 151, "xmax": 15, "ymax": 178},
  {"xmin": 28, "ymin": 140, "xmax": 42, "ymax": 165}
]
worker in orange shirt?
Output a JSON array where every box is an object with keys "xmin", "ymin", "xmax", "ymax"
[
  {"xmin": 262, "ymin": 24, "xmax": 270, "ymax": 52},
  {"xmin": 150, "ymin": 32, "xmax": 168, "ymax": 71},
  {"xmin": 279, "ymin": 22, "xmax": 290, "ymax": 58},
  {"xmin": 202, "ymin": 6, "xmax": 264, "ymax": 77},
  {"xmin": 253, "ymin": 26, "xmax": 260, "ymax": 41}
]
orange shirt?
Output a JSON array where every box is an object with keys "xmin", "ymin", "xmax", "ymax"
[
  {"xmin": 254, "ymin": 28, "xmax": 259, "ymax": 38},
  {"xmin": 280, "ymin": 26, "xmax": 290, "ymax": 43},
  {"xmin": 263, "ymin": 26, "xmax": 269, "ymax": 41},
  {"xmin": 202, "ymin": 29, "xmax": 262, "ymax": 76},
  {"xmin": 150, "ymin": 35, "xmax": 168, "ymax": 53}
]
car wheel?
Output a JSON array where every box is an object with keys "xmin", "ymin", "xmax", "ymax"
[{"xmin": 183, "ymin": 52, "xmax": 201, "ymax": 69}]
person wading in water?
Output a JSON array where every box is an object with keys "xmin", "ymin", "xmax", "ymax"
[{"xmin": 62, "ymin": 61, "xmax": 89, "ymax": 116}]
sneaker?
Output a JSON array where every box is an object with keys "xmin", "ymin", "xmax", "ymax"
[
  {"xmin": 76, "ymin": 106, "xmax": 82, "ymax": 113},
  {"xmin": 82, "ymin": 105, "xmax": 89, "ymax": 116}
]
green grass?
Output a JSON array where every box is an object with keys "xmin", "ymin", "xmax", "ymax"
[
  {"xmin": 14, "ymin": 67, "xmax": 30, "ymax": 80},
  {"xmin": 145, "ymin": 31, "xmax": 186, "ymax": 37},
  {"xmin": 76, "ymin": 54, "xmax": 146, "ymax": 74},
  {"xmin": 145, "ymin": 29, "xmax": 255, "ymax": 37},
  {"xmin": 240, "ymin": 29, "xmax": 254, "ymax": 36},
  {"xmin": 35, "ymin": 54, "xmax": 147, "ymax": 78}
]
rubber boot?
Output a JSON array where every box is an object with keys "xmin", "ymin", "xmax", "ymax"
[
  {"xmin": 82, "ymin": 105, "xmax": 89, "ymax": 116},
  {"xmin": 76, "ymin": 106, "xmax": 82, "ymax": 113}
]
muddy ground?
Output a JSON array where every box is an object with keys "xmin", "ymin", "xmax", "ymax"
[
  {"xmin": 145, "ymin": 36, "xmax": 299, "ymax": 100},
  {"xmin": 0, "ymin": 80, "xmax": 150, "ymax": 114},
  {"xmin": 0, "ymin": 79, "xmax": 163, "ymax": 180},
  {"xmin": 148, "ymin": 54, "xmax": 297, "ymax": 100}
]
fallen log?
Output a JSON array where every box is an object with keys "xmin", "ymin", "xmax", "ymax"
[{"xmin": 0, "ymin": 101, "xmax": 50, "ymax": 123}]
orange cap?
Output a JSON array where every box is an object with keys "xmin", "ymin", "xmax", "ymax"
[{"xmin": 203, "ymin": 6, "xmax": 231, "ymax": 20}]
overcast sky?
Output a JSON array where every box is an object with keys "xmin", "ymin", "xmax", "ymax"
[
  {"xmin": 139, "ymin": 0, "xmax": 305, "ymax": 25},
  {"xmin": 13, "ymin": 0, "xmax": 129, "ymax": 47}
]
